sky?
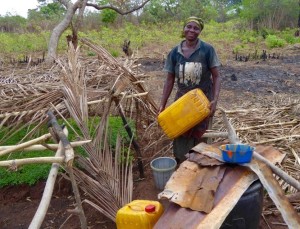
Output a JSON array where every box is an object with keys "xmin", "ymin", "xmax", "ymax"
[{"xmin": 0, "ymin": 0, "xmax": 39, "ymax": 18}]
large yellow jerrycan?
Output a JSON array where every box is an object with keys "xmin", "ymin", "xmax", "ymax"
[
  {"xmin": 158, "ymin": 88, "xmax": 210, "ymax": 139},
  {"xmin": 116, "ymin": 200, "xmax": 164, "ymax": 229}
]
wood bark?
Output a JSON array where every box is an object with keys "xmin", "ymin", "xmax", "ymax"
[
  {"xmin": 47, "ymin": 0, "xmax": 150, "ymax": 61},
  {"xmin": 48, "ymin": 0, "xmax": 81, "ymax": 60}
]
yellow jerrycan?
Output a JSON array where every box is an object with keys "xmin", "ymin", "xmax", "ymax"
[
  {"xmin": 116, "ymin": 200, "xmax": 164, "ymax": 229},
  {"xmin": 158, "ymin": 88, "xmax": 210, "ymax": 139}
]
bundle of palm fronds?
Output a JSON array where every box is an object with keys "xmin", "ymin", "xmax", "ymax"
[
  {"xmin": 0, "ymin": 37, "xmax": 159, "ymax": 141},
  {"xmin": 0, "ymin": 39, "xmax": 160, "ymax": 222}
]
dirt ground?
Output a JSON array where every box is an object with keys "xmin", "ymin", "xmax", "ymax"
[{"xmin": 0, "ymin": 43, "xmax": 300, "ymax": 228}]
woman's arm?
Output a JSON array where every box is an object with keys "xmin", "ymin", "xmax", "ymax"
[
  {"xmin": 209, "ymin": 67, "xmax": 220, "ymax": 116},
  {"xmin": 159, "ymin": 72, "xmax": 175, "ymax": 113}
]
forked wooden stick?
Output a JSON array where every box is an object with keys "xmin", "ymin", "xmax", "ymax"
[
  {"xmin": 47, "ymin": 111, "xmax": 87, "ymax": 229},
  {"xmin": 29, "ymin": 113, "xmax": 87, "ymax": 229},
  {"xmin": 29, "ymin": 133, "xmax": 65, "ymax": 229}
]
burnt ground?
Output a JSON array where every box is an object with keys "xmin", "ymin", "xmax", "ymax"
[{"xmin": 0, "ymin": 44, "xmax": 300, "ymax": 229}]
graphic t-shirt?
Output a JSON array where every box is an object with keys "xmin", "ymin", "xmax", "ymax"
[
  {"xmin": 178, "ymin": 62, "xmax": 202, "ymax": 86},
  {"xmin": 164, "ymin": 38, "xmax": 220, "ymax": 100}
]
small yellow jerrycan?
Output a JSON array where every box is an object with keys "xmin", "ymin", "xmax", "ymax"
[
  {"xmin": 116, "ymin": 200, "xmax": 164, "ymax": 229},
  {"xmin": 158, "ymin": 88, "xmax": 210, "ymax": 139}
]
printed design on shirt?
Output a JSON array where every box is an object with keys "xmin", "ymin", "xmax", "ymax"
[{"xmin": 179, "ymin": 62, "xmax": 202, "ymax": 86}]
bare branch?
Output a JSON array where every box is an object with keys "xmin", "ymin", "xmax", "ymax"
[{"xmin": 87, "ymin": 0, "xmax": 150, "ymax": 15}]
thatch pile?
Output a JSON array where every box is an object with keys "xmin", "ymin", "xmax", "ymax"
[
  {"xmin": 212, "ymin": 95, "xmax": 300, "ymax": 216},
  {"xmin": 0, "ymin": 39, "xmax": 161, "ymax": 222}
]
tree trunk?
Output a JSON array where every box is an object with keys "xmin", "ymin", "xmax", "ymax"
[
  {"xmin": 298, "ymin": 0, "xmax": 300, "ymax": 28},
  {"xmin": 47, "ymin": 1, "xmax": 81, "ymax": 61},
  {"xmin": 47, "ymin": 0, "xmax": 150, "ymax": 61}
]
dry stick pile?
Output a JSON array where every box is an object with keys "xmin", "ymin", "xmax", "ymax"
[
  {"xmin": 0, "ymin": 39, "xmax": 163, "ymax": 224},
  {"xmin": 213, "ymin": 95, "xmax": 300, "ymax": 216}
]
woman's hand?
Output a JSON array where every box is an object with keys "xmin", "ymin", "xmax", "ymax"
[
  {"xmin": 209, "ymin": 100, "xmax": 217, "ymax": 116},
  {"xmin": 158, "ymin": 105, "xmax": 165, "ymax": 114},
  {"xmin": 159, "ymin": 72, "xmax": 175, "ymax": 115}
]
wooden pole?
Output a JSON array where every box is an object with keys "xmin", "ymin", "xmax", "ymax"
[
  {"xmin": 29, "ymin": 137, "xmax": 64, "ymax": 229},
  {"xmin": 0, "ymin": 133, "xmax": 52, "ymax": 157},
  {"xmin": 47, "ymin": 111, "xmax": 87, "ymax": 229},
  {"xmin": 220, "ymin": 109, "xmax": 300, "ymax": 191},
  {"xmin": 0, "ymin": 157, "xmax": 64, "ymax": 167},
  {"xmin": 114, "ymin": 100, "xmax": 145, "ymax": 179},
  {"xmin": 0, "ymin": 140, "xmax": 91, "ymax": 152}
]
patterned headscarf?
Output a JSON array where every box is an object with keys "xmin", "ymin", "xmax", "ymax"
[{"xmin": 184, "ymin": 16, "xmax": 204, "ymax": 31}]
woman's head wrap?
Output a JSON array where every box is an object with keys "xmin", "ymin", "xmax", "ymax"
[{"xmin": 184, "ymin": 16, "xmax": 204, "ymax": 31}]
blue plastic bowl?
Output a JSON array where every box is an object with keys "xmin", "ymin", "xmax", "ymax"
[{"xmin": 220, "ymin": 144, "xmax": 254, "ymax": 164}]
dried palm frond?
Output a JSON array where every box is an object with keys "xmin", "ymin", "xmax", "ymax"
[
  {"xmin": 56, "ymin": 44, "xmax": 133, "ymax": 221},
  {"xmin": 0, "ymin": 37, "xmax": 162, "ymax": 222}
]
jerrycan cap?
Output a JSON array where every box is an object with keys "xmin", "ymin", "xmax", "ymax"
[{"xmin": 145, "ymin": 204, "xmax": 156, "ymax": 213}]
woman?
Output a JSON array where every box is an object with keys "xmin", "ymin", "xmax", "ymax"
[{"xmin": 159, "ymin": 16, "xmax": 221, "ymax": 163}]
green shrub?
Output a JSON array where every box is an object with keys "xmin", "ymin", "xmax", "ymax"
[
  {"xmin": 0, "ymin": 151, "xmax": 53, "ymax": 187},
  {"xmin": 282, "ymin": 33, "xmax": 297, "ymax": 44},
  {"xmin": 248, "ymin": 36, "xmax": 257, "ymax": 43},
  {"xmin": 265, "ymin": 35, "xmax": 286, "ymax": 48},
  {"xmin": 109, "ymin": 49, "xmax": 119, "ymax": 57},
  {"xmin": 87, "ymin": 51, "xmax": 96, "ymax": 56}
]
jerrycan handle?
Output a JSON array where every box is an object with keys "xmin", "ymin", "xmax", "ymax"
[
  {"xmin": 128, "ymin": 204, "xmax": 144, "ymax": 211},
  {"xmin": 128, "ymin": 204, "xmax": 156, "ymax": 213}
]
